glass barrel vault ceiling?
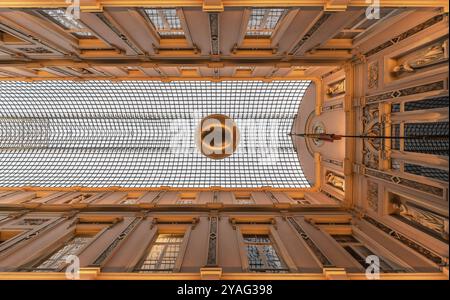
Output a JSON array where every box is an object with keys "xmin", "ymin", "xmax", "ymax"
[{"xmin": 0, "ymin": 80, "xmax": 311, "ymax": 188}]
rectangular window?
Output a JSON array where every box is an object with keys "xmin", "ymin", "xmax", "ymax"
[
  {"xmin": 32, "ymin": 235, "xmax": 93, "ymax": 272},
  {"xmin": 243, "ymin": 234, "xmax": 287, "ymax": 272},
  {"xmin": 39, "ymin": 9, "xmax": 93, "ymax": 38},
  {"xmin": 332, "ymin": 234, "xmax": 398, "ymax": 272},
  {"xmin": 136, "ymin": 233, "xmax": 184, "ymax": 273},
  {"xmin": 143, "ymin": 8, "xmax": 185, "ymax": 38},
  {"xmin": 246, "ymin": 8, "xmax": 286, "ymax": 38}
]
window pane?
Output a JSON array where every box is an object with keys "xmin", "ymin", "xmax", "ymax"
[
  {"xmin": 34, "ymin": 236, "xmax": 92, "ymax": 271},
  {"xmin": 40, "ymin": 9, "xmax": 93, "ymax": 37},
  {"xmin": 138, "ymin": 233, "xmax": 184, "ymax": 272},
  {"xmin": 144, "ymin": 8, "xmax": 184, "ymax": 37},
  {"xmin": 246, "ymin": 8, "xmax": 286, "ymax": 37},
  {"xmin": 404, "ymin": 122, "xmax": 448, "ymax": 156},
  {"xmin": 404, "ymin": 163, "xmax": 449, "ymax": 182},
  {"xmin": 243, "ymin": 234, "xmax": 286, "ymax": 272}
]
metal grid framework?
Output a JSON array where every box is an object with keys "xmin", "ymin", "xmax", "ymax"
[
  {"xmin": 40, "ymin": 9, "xmax": 93, "ymax": 38},
  {"xmin": 404, "ymin": 163, "xmax": 449, "ymax": 182},
  {"xmin": 404, "ymin": 122, "xmax": 449, "ymax": 156},
  {"xmin": 246, "ymin": 8, "xmax": 286, "ymax": 37},
  {"xmin": 137, "ymin": 234, "xmax": 184, "ymax": 273},
  {"xmin": 143, "ymin": 8, "xmax": 185, "ymax": 37},
  {"xmin": 0, "ymin": 80, "xmax": 311, "ymax": 188}
]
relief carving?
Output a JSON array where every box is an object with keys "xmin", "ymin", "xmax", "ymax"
[
  {"xmin": 391, "ymin": 196, "xmax": 449, "ymax": 241},
  {"xmin": 367, "ymin": 181, "xmax": 379, "ymax": 212},
  {"xmin": 368, "ymin": 62, "xmax": 379, "ymax": 89},
  {"xmin": 362, "ymin": 104, "xmax": 380, "ymax": 169},
  {"xmin": 325, "ymin": 171, "xmax": 345, "ymax": 192},
  {"xmin": 326, "ymin": 79, "xmax": 346, "ymax": 97},
  {"xmin": 392, "ymin": 41, "xmax": 448, "ymax": 75}
]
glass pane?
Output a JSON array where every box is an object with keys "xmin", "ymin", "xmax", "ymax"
[
  {"xmin": 404, "ymin": 96, "xmax": 448, "ymax": 111},
  {"xmin": 144, "ymin": 8, "xmax": 184, "ymax": 37},
  {"xmin": 404, "ymin": 122, "xmax": 448, "ymax": 156},
  {"xmin": 246, "ymin": 8, "xmax": 286, "ymax": 37},
  {"xmin": 0, "ymin": 80, "xmax": 312, "ymax": 188},
  {"xmin": 41, "ymin": 9, "xmax": 93, "ymax": 37},
  {"xmin": 404, "ymin": 163, "xmax": 449, "ymax": 182},
  {"xmin": 34, "ymin": 236, "xmax": 91, "ymax": 271}
]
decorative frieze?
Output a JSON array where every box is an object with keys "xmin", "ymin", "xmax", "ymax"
[
  {"xmin": 362, "ymin": 103, "xmax": 380, "ymax": 169},
  {"xmin": 364, "ymin": 14, "xmax": 445, "ymax": 57},
  {"xmin": 289, "ymin": 13, "xmax": 331, "ymax": 55},
  {"xmin": 325, "ymin": 170, "xmax": 345, "ymax": 192},
  {"xmin": 390, "ymin": 195, "xmax": 449, "ymax": 242},
  {"xmin": 90, "ymin": 217, "xmax": 142, "ymax": 267},
  {"xmin": 367, "ymin": 181, "xmax": 379, "ymax": 212},
  {"xmin": 367, "ymin": 61, "xmax": 379, "ymax": 89},
  {"xmin": 321, "ymin": 102, "xmax": 344, "ymax": 112},
  {"xmin": 392, "ymin": 40, "xmax": 448, "ymax": 76},
  {"xmin": 364, "ymin": 168, "xmax": 444, "ymax": 197},
  {"xmin": 205, "ymin": 216, "xmax": 218, "ymax": 267},
  {"xmin": 366, "ymin": 81, "xmax": 445, "ymax": 104},
  {"xmin": 326, "ymin": 79, "xmax": 346, "ymax": 97},
  {"xmin": 362, "ymin": 214, "xmax": 445, "ymax": 266},
  {"xmin": 322, "ymin": 158, "xmax": 343, "ymax": 168},
  {"xmin": 209, "ymin": 13, "xmax": 220, "ymax": 56}
]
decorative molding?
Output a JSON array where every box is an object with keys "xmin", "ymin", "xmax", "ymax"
[
  {"xmin": 362, "ymin": 214, "xmax": 446, "ymax": 266},
  {"xmin": 229, "ymin": 217, "xmax": 276, "ymax": 230},
  {"xmin": 322, "ymin": 158, "xmax": 343, "ymax": 168},
  {"xmin": 90, "ymin": 217, "xmax": 142, "ymax": 267},
  {"xmin": 362, "ymin": 103, "xmax": 380, "ymax": 169},
  {"xmin": 150, "ymin": 217, "xmax": 199, "ymax": 229},
  {"xmin": 367, "ymin": 61, "xmax": 379, "ymax": 89},
  {"xmin": 209, "ymin": 13, "xmax": 220, "ymax": 56},
  {"xmin": 364, "ymin": 168, "xmax": 444, "ymax": 197},
  {"xmin": 367, "ymin": 181, "xmax": 379, "ymax": 212},
  {"xmin": 321, "ymin": 102, "xmax": 343, "ymax": 112},
  {"xmin": 287, "ymin": 217, "xmax": 334, "ymax": 267},
  {"xmin": 365, "ymin": 81, "xmax": 445, "ymax": 104},
  {"xmin": 326, "ymin": 79, "xmax": 346, "ymax": 97},
  {"xmin": 205, "ymin": 216, "xmax": 218, "ymax": 267},
  {"xmin": 289, "ymin": 13, "xmax": 331, "ymax": 55},
  {"xmin": 0, "ymin": 217, "xmax": 64, "ymax": 255},
  {"xmin": 390, "ymin": 196, "xmax": 449, "ymax": 242},
  {"xmin": 325, "ymin": 170, "xmax": 345, "ymax": 192},
  {"xmin": 364, "ymin": 14, "xmax": 445, "ymax": 57}
]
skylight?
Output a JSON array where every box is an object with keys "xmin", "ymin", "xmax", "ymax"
[
  {"xmin": 144, "ymin": 8, "xmax": 185, "ymax": 38},
  {"xmin": 0, "ymin": 80, "xmax": 311, "ymax": 188},
  {"xmin": 40, "ymin": 9, "xmax": 93, "ymax": 38},
  {"xmin": 246, "ymin": 8, "xmax": 286, "ymax": 37}
]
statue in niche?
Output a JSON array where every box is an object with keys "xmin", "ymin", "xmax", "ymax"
[
  {"xmin": 392, "ymin": 41, "xmax": 448, "ymax": 74},
  {"xmin": 391, "ymin": 197, "xmax": 449, "ymax": 241},
  {"xmin": 326, "ymin": 79, "xmax": 345, "ymax": 96},
  {"xmin": 325, "ymin": 171, "xmax": 345, "ymax": 192}
]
